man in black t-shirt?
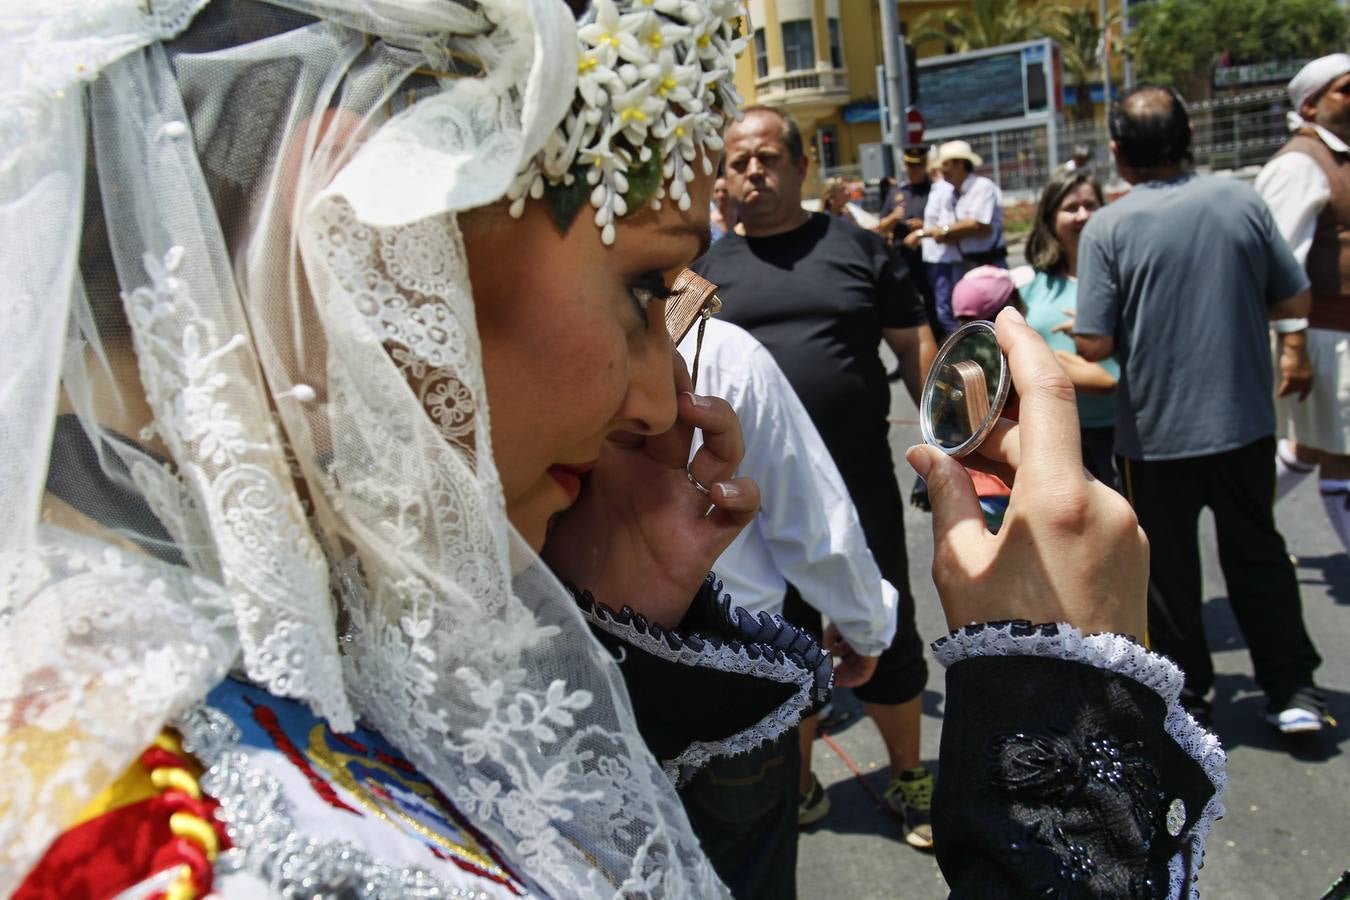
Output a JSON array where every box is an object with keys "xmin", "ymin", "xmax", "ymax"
[{"xmin": 692, "ymin": 105, "xmax": 937, "ymax": 858}]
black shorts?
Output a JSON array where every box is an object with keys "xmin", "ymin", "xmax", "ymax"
[{"xmin": 782, "ymin": 458, "xmax": 928, "ymax": 706}]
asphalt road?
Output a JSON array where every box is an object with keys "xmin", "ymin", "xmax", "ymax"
[{"xmin": 795, "ymin": 360, "xmax": 1350, "ymax": 899}]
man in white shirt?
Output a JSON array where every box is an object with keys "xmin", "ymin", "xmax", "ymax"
[
  {"xmin": 1256, "ymin": 53, "xmax": 1350, "ymax": 556},
  {"xmin": 903, "ymin": 173, "xmax": 961, "ymax": 337},
  {"xmin": 678, "ymin": 318, "xmax": 898, "ymax": 659},
  {"xmin": 677, "ymin": 317, "xmax": 898, "ymax": 823},
  {"xmin": 929, "ymin": 140, "xmax": 1006, "ymax": 273}
]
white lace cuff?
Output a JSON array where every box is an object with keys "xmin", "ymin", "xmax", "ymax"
[{"xmin": 933, "ymin": 620, "xmax": 1227, "ymax": 900}]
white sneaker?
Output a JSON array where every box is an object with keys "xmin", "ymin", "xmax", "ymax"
[
  {"xmin": 1266, "ymin": 706, "xmax": 1325, "ymax": 734},
  {"xmin": 1265, "ymin": 687, "xmax": 1334, "ymax": 734}
]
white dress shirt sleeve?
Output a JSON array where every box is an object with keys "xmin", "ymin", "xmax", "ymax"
[
  {"xmin": 1255, "ymin": 150, "xmax": 1329, "ymax": 268},
  {"xmin": 953, "ymin": 176, "xmax": 1004, "ymax": 255},
  {"xmin": 956, "ymin": 176, "xmax": 997, "ymax": 226},
  {"xmin": 680, "ymin": 321, "xmax": 898, "ymax": 656},
  {"xmin": 922, "ymin": 181, "xmax": 961, "ymax": 264}
]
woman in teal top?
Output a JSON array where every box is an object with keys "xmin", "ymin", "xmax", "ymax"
[{"xmin": 1016, "ymin": 168, "xmax": 1121, "ymax": 485}]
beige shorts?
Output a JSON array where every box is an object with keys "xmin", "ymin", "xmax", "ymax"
[{"xmin": 1276, "ymin": 327, "xmax": 1350, "ymax": 455}]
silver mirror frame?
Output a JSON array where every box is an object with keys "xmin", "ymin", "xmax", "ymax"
[{"xmin": 918, "ymin": 320, "xmax": 1011, "ymax": 458}]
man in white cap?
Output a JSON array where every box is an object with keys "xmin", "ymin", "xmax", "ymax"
[
  {"xmin": 1255, "ymin": 53, "xmax": 1350, "ymax": 558},
  {"xmin": 917, "ymin": 140, "xmax": 1006, "ymax": 274}
]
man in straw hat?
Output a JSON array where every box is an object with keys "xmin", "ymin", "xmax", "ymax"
[
  {"xmin": 1256, "ymin": 53, "xmax": 1350, "ymax": 560},
  {"xmin": 918, "ymin": 140, "xmax": 1007, "ymax": 274}
]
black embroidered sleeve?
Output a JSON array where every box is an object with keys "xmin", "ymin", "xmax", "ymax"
[
  {"xmin": 568, "ymin": 573, "xmax": 832, "ymax": 786},
  {"xmin": 935, "ymin": 655, "xmax": 1219, "ymax": 899}
]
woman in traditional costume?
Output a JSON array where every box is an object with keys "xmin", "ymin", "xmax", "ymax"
[{"xmin": 3, "ymin": 0, "xmax": 1222, "ymax": 897}]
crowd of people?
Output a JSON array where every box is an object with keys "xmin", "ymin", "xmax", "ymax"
[
  {"xmin": 5, "ymin": 0, "xmax": 1341, "ymax": 897},
  {"xmin": 685, "ymin": 54, "xmax": 1345, "ymax": 896}
]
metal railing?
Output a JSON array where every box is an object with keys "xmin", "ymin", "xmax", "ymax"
[
  {"xmin": 909, "ymin": 89, "xmax": 1296, "ymax": 199},
  {"xmin": 755, "ymin": 68, "xmax": 850, "ymax": 100}
]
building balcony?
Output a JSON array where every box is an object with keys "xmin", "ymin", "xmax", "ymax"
[{"xmin": 754, "ymin": 67, "xmax": 851, "ymax": 114}]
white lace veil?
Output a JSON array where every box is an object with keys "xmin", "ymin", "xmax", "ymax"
[{"xmin": 1, "ymin": 0, "xmax": 729, "ymax": 894}]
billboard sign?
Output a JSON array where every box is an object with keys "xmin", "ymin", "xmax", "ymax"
[{"xmin": 915, "ymin": 38, "xmax": 1062, "ymax": 140}]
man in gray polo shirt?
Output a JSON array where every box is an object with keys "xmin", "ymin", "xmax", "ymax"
[{"xmin": 1074, "ymin": 86, "xmax": 1331, "ymax": 736}]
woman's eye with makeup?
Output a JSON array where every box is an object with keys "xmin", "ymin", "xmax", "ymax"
[{"xmin": 627, "ymin": 272, "xmax": 671, "ymax": 325}]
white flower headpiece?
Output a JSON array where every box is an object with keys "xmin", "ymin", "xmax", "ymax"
[{"xmin": 506, "ymin": 0, "xmax": 747, "ymax": 244}]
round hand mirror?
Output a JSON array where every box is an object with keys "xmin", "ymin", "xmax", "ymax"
[{"xmin": 919, "ymin": 320, "xmax": 1010, "ymax": 458}]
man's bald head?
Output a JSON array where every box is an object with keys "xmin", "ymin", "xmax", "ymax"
[
  {"xmin": 1109, "ymin": 86, "xmax": 1192, "ymax": 170},
  {"xmin": 728, "ymin": 106, "xmax": 805, "ymax": 162}
]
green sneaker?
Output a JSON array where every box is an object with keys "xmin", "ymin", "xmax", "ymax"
[{"xmin": 883, "ymin": 766, "xmax": 934, "ymax": 849}]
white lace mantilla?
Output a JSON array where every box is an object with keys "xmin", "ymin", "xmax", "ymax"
[
  {"xmin": 932, "ymin": 621, "xmax": 1228, "ymax": 900},
  {"xmin": 4, "ymin": 0, "xmax": 734, "ymax": 895}
]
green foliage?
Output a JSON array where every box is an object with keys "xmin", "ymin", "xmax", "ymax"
[
  {"xmin": 1131, "ymin": 0, "xmax": 1348, "ymax": 89},
  {"xmin": 546, "ymin": 165, "xmax": 593, "ymax": 234},
  {"xmin": 1050, "ymin": 6, "xmax": 1118, "ymax": 122},
  {"xmin": 547, "ymin": 145, "xmax": 664, "ymax": 234},
  {"xmin": 910, "ymin": 0, "xmax": 1068, "ymax": 54},
  {"xmin": 623, "ymin": 146, "xmax": 665, "ymax": 214}
]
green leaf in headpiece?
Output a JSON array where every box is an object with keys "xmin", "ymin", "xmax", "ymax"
[
  {"xmin": 546, "ymin": 165, "xmax": 593, "ymax": 234},
  {"xmin": 545, "ymin": 141, "xmax": 666, "ymax": 234},
  {"xmin": 622, "ymin": 144, "xmax": 664, "ymax": 212}
]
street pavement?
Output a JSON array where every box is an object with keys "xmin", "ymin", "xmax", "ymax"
[{"xmin": 795, "ymin": 360, "xmax": 1350, "ymax": 899}]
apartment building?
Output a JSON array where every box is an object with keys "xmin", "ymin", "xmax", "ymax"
[{"xmin": 734, "ymin": 0, "xmax": 954, "ymax": 185}]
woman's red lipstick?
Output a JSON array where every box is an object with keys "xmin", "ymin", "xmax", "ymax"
[{"xmin": 547, "ymin": 461, "xmax": 595, "ymax": 505}]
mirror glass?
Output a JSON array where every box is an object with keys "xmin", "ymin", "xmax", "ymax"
[{"xmin": 919, "ymin": 320, "xmax": 1009, "ymax": 457}]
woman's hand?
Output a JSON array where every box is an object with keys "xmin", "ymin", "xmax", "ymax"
[
  {"xmin": 1049, "ymin": 307, "xmax": 1076, "ymax": 335},
  {"xmin": 822, "ymin": 622, "xmax": 879, "ymax": 688},
  {"xmin": 1052, "ymin": 350, "xmax": 1117, "ymax": 396},
  {"xmin": 542, "ymin": 362, "xmax": 760, "ymax": 628},
  {"xmin": 906, "ymin": 308, "xmax": 1148, "ymax": 640},
  {"xmin": 1276, "ymin": 330, "xmax": 1313, "ymax": 400}
]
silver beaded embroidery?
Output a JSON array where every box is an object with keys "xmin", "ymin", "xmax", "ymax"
[
  {"xmin": 174, "ymin": 704, "xmax": 516, "ymax": 899},
  {"xmin": 1166, "ymin": 797, "xmax": 1187, "ymax": 837}
]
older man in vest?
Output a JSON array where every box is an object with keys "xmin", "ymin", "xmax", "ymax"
[{"xmin": 1257, "ymin": 54, "xmax": 1350, "ymax": 558}]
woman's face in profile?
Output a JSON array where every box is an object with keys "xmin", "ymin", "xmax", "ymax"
[{"xmin": 465, "ymin": 171, "xmax": 715, "ymax": 549}]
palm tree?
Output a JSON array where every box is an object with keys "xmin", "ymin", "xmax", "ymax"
[
  {"xmin": 910, "ymin": 0, "xmax": 1067, "ymax": 54},
  {"xmin": 1051, "ymin": 6, "xmax": 1118, "ymax": 122}
]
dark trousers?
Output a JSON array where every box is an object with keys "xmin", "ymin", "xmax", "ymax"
[
  {"xmin": 1081, "ymin": 425, "xmax": 1118, "ymax": 490},
  {"xmin": 896, "ymin": 249, "xmax": 945, "ymax": 344},
  {"xmin": 928, "ymin": 262, "xmax": 958, "ymax": 338},
  {"xmin": 837, "ymin": 458, "xmax": 928, "ymax": 706},
  {"xmin": 1120, "ymin": 435, "xmax": 1322, "ymax": 704},
  {"xmin": 781, "ymin": 451, "xmax": 927, "ymax": 706},
  {"xmin": 680, "ymin": 730, "xmax": 800, "ymax": 899}
]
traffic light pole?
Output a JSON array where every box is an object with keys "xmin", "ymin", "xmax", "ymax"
[{"xmin": 877, "ymin": 0, "xmax": 906, "ymax": 175}]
